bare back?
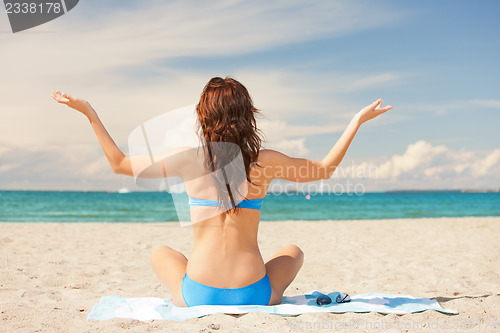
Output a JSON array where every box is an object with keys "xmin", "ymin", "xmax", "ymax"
[
  {"xmin": 182, "ymin": 149, "xmax": 274, "ymax": 288},
  {"xmin": 180, "ymin": 146, "xmax": 332, "ymax": 287}
]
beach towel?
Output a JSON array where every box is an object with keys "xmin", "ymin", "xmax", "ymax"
[{"xmin": 87, "ymin": 291, "xmax": 458, "ymax": 322}]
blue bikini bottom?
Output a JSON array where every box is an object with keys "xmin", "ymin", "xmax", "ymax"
[{"xmin": 181, "ymin": 273, "xmax": 272, "ymax": 307}]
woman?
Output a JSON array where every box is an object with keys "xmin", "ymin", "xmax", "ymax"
[{"xmin": 52, "ymin": 77, "xmax": 392, "ymax": 307}]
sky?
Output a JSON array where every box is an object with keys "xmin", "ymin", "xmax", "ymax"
[{"xmin": 0, "ymin": 0, "xmax": 499, "ymax": 192}]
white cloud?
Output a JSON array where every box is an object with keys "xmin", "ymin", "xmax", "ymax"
[
  {"xmin": 400, "ymin": 99, "xmax": 500, "ymax": 116},
  {"xmin": 258, "ymin": 118, "xmax": 346, "ymax": 144},
  {"xmin": 470, "ymin": 100, "xmax": 500, "ymax": 109},
  {"xmin": 345, "ymin": 140, "xmax": 500, "ymax": 190},
  {"xmin": 0, "ymin": 65, "xmax": 385, "ymax": 149},
  {"xmin": 271, "ymin": 138, "xmax": 310, "ymax": 157},
  {"xmin": 2, "ymin": 139, "xmax": 499, "ymax": 191},
  {"xmin": 473, "ymin": 149, "xmax": 500, "ymax": 178},
  {"xmin": 0, "ymin": 0, "xmax": 410, "ymax": 153},
  {"xmin": 0, "ymin": 163, "xmax": 17, "ymax": 173},
  {"xmin": 0, "ymin": 1, "xmax": 407, "ymax": 79},
  {"xmin": 328, "ymin": 73, "xmax": 407, "ymax": 93},
  {"xmin": 0, "ymin": 144, "xmax": 124, "ymax": 190},
  {"xmin": 12, "ymin": 1, "xmax": 493, "ymax": 192},
  {"xmin": 377, "ymin": 140, "xmax": 449, "ymax": 179}
]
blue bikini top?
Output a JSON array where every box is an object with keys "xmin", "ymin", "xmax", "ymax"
[{"xmin": 188, "ymin": 196, "xmax": 264, "ymax": 210}]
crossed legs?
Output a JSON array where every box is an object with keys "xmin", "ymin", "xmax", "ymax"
[
  {"xmin": 151, "ymin": 244, "xmax": 304, "ymax": 307},
  {"xmin": 265, "ymin": 244, "xmax": 304, "ymax": 305},
  {"xmin": 151, "ymin": 246, "xmax": 188, "ymax": 307}
]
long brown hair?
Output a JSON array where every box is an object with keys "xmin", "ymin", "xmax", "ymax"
[{"xmin": 196, "ymin": 76, "xmax": 263, "ymax": 213}]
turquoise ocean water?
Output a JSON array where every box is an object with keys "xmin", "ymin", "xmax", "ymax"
[{"xmin": 0, "ymin": 191, "xmax": 499, "ymax": 222}]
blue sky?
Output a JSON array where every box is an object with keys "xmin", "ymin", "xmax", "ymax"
[{"xmin": 0, "ymin": 0, "xmax": 499, "ymax": 191}]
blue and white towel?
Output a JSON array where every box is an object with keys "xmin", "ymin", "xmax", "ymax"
[{"xmin": 87, "ymin": 291, "xmax": 458, "ymax": 322}]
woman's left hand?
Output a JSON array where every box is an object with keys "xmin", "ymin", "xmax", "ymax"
[{"xmin": 354, "ymin": 99, "xmax": 393, "ymax": 125}]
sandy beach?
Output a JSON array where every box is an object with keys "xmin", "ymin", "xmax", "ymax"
[{"xmin": 1, "ymin": 217, "xmax": 499, "ymax": 332}]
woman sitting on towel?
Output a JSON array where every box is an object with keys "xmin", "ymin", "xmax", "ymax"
[{"xmin": 52, "ymin": 77, "xmax": 392, "ymax": 307}]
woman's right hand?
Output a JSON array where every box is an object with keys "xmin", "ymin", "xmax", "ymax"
[
  {"xmin": 51, "ymin": 90, "xmax": 95, "ymax": 118},
  {"xmin": 354, "ymin": 99, "xmax": 393, "ymax": 125}
]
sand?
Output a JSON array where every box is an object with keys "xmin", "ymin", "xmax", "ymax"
[{"xmin": 1, "ymin": 217, "xmax": 499, "ymax": 332}]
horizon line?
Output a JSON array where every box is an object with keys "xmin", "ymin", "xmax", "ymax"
[{"xmin": 1, "ymin": 188, "xmax": 499, "ymax": 194}]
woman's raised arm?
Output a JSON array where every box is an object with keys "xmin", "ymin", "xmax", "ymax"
[
  {"xmin": 51, "ymin": 91, "xmax": 189, "ymax": 178},
  {"xmin": 52, "ymin": 90, "xmax": 134, "ymax": 175},
  {"xmin": 319, "ymin": 99, "xmax": 392, "ymax": 176},
  {"xmin": 259, "ymin": 99, "xmax": 392, "ymax": 183}
]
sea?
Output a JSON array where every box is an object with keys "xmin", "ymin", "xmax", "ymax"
[{"xmin": 0, "ymin": 190, "xmax": 499, "ymax": 222}]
